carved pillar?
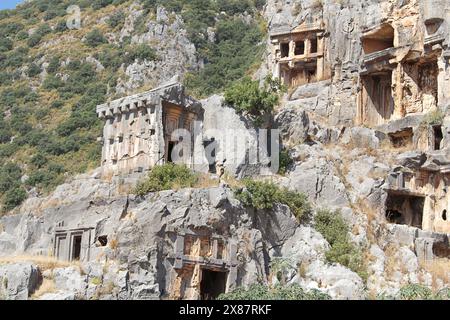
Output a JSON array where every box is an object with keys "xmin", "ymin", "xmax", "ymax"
[
  {"xmin": 80, "ymin": 229, "xmax": 91, "ymax": 262},
  {"xmin": 317, "ymin": 36, "xmax": 325, "ymax": 80},
  {"xmin": 393, "ymin": 63, "xmax": 404, "ymax": 119},
  {"xmin": 288, "ymin": 40, "xmax": 294, "ymax": 59},
  {"xmin": 174, "ymin": 235, "xmax": 184, "ymax": 269},
  {"xmin": 226, "ymin": 242, "xmax": 238, "ymax": 292},
  {"xmin": 304, "ymin": 38, "xmax": 311, "ymax": 57}
]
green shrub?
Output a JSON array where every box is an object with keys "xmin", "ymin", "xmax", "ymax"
[
  {"xmin": 92, "ymin": 0, "xmax": 114, "ymax": 10},
  {"xmin": 0, "ymin": 163, "xmax": 22, "ymax": 193},
  {"xmin": 3, "ymin": 186, "xmax": 27, "ymax": 211},
  {"xmin": 218, "ymin": 284, "xmax": 331, "ymax": 300},
  {"xmin": 95, "ymin": 46, "xmax": 123, "ymax": 70},
  {"xmin": 46, "ymin": 56, "xmax": 60, "ymax": 74},
  {"xmin": 0, "ymin": 22, "xmax": 24, "ymax": 37},
  {"xmin": 218, "ymin": 0, "xmax": 254, "ymax": 15},
  {"xmin": 30, "ymin": 153, "xmax": 48, "ymax": 168},
  {"xmin": 0, "ymin": 72, "xmax": 12, "ymax": 86},
  {"xmin": 0, "ymin": 37, "xmax": 13, "ymax": 52},
  {"xmin": 398, "ymin": 284, "xmax": 435, "ymax": 300},
  {"xmin": 0, "ymin": 125, "xmax": 12, "ymax": 144},
  {"xmin": 3, "ymin": 46, "xmax": 29, "ymax": 68},
  {"xmin": 278, "ymin": 149, "xmax": 293, "ymax": 175},
  {"xmin": 422, "ymin": 109, "xmax": 444, "ymax": 126},
  {"xmin": 435, "ymin": 288, "xmax": 450, "ymax": 300},
  {"xmin": 315, "ymin": 209, "xmax": 367, "ymax": 281},
  {"xmin": 134, "ymin": 163, "xmax": 198, "ymax": 195},
  {"xmin": 224, "ymin": 76, "xmax": 285, "ymax": 125},
  {"xmin": 185, "ymin": 16, "xmax": 265, "ymax": 97},
  {"xmin": 16, "ymin": 30, "xmax": 29, "ymax": 41},
  {"xmin": 125, "ymin": 44, "xmax": 158, "ymax": 64},
  {"xmin": 27, "ymin": 24, "xmax": 52, "ymax": 47},
  {"xmin": 235, "ymin": 179, "xmax": 311, "ymax": 222},
  {"xmin": 54, "ymin": 20, "xmax": 68, "ymax": 33},
  {"xmin": 85, "ymin": 29, "xmax": 108, "ymax": 47},
  {"xmin": 107, "ymin": 11, "xmax": 125, "ymax": 29},
  {"xmin": 0, "ymin": 143, "xmax": 19, "ymax": 158},
  {"xmin": 27, "ymin": 63, "xmax": 41, "ymax": 77},
  {"xmin": 42, "ymin": 75, "xmax": 64, "ymax": 90}
]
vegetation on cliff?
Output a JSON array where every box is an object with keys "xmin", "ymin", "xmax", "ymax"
[
  {"xmin": 234, "ymin": 179, "xmax": 312, "ymax": 223},
  {"xmin": 315, "ymin": 209, "xmax": 368, "ymax": 281},
  {"xmin": 134, "ymin": 163, "xmax": 198, "ymax": 195},
  {"xmin": 0, "ymin": 0, "xmax": 265, "ymax": 211}
]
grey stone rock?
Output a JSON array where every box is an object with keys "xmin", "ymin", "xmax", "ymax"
[
  {"xmin": 53, "ymin": 267, "xmax": 87, "ymax": 295},
  {"xmin": 396, "ymin": 152, "xmax": 427, "ymax": 169},
  {"xmin": 0, "ymin": 263, "xmax": 40, "ymax": 300},
  {"xmin": 39, "ymin": 291, "xmax": 75, "ymax": 300},
  {"xmin": 341, "ymin": 127, "xmax": 380, "ymax": 149}
]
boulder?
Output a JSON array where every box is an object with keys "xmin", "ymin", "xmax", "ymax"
[{"xmin": 0, "ymin": 263, "xmax": 41, "ymax": 300}]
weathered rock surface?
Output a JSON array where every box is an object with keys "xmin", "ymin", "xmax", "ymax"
[{"xmin": 0, "ymin": 263, "xmax": 40, "ymax": 300}]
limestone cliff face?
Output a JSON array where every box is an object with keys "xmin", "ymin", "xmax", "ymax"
[
  {"xmin": 114, "ymin": 5, "xmax": 199, "ymax": 94},
  {"xmin": 1, "ymin": 0, "xmax": 450, "ymax": 301},
  {"xmin": 0, "ymin": 170, "xmax": 366, "ymax": 300}
]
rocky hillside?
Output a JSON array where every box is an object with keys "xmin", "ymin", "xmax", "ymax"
[
  {"xmin": 0, "ymin": 0, "xmax": 265, "ymax": 211},
  {"xmin": 0, "ymin": 0, "xmax": 449, "ymax": 301}
]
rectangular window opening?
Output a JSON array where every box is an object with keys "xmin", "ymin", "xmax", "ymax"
[
  {"xmin": 433, "ymin": 125, "xmax": 443, "ymax": 150},
  {"xmin": 310, "ymin": 38, "xmax": 318, "ymax": 54},
  {"xmin": 389, "ymin": 128, "xmax": 413, "ymax": 148},
  {"xmin": 385, "ymin": 192, "xmax": 425, "ymax": 229},
  {"xmin": 200, "ymin": 270, "xmax": 227, "ymax": 300},
  {"xmin": 294, "ymin": 41, "xmax": 305, "ymax": 55},
  {"xmin": 280, "ymin": 43, "xmax": 289, "ymax": 58},
  {"xmin": 72, "ymin": 235, "xmax": 82, "ymax": 261}
]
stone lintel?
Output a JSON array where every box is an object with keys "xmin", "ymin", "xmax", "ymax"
[
  {"xmin": 384, "ymin": 187, "xmax": 428, "ymax": 198},
  {"xmin": 96, "ymin": 82, "xmax": 202, "ymax": 120}
]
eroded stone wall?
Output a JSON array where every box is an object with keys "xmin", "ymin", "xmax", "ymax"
[{"xmin": 96, "ymin": 82, "xmax": 203, "ymax": 177}]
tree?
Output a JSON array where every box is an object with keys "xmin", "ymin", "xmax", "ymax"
[{"xmin": 224, "ymin": 76, "xmax": 285, "ymax": 125}]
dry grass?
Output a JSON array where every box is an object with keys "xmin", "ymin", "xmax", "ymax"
[
  {"xmin": 379, "ymin": 139, "xmax": 413, "ymax": 154},
  {"xmin": 420, "ymin": 258, "xmax": 450, "ymax": 290},
  {"xmin": 31, "ymin": 278, "xmax": 56, "ymax": 300},
  {"xmin": 109, "ymin": 238, "xmax": 119, "ymax": 250},
  {"xmin": 0, "ymin": 255, "xmax": 80, "ymax": 271},
  {"xmin": 383, "ymin": 243, "xmax": 400, "ymax": 280},
  {"xmin": 194, "ymin": 174, "xmax": 219, "ymax": 189},
  {"xmin": 222, "ymin": 172, "xmax": 243, "ymax": 189}
]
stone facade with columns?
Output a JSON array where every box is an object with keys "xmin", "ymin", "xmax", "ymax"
[{"xmin": 96, "ymin": 82, "xmax": 203, "ymax": 177}]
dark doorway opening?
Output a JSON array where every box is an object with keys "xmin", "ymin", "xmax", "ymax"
[
  {"xmin": 442, "ymin": 210, "xmax": 447, "ymax": 221},
  {"xmin": 310, "ymin": 38, "xmax": 318, "ymax": 54},
  {"xmin": 72, "ymin": 235, "xmax": 82, "ymax": 261},
  {"xmin": 433, "ymin": 241, "xmax": 450, "ymax": 259},
  {"xmin": 386, "ymin": 210, "xmax": 403, "ymax": 224},
  {"xmin": 97, "ymin": 235, "xmax": 108, "ymax": 247},
  {"xmin": 433, "ymin": 125, "xmax": 443, "ymax": 150},
  {"xmin": 385, "ymin": 192, "xmax": 425, "ymax": 228},
  {"xmin": 389, "ymin": 128, "xmax": 413, "ymax": 148},
  {"xmin": 280, "ymin": 43, "xmax": 289, "ymax": 58},
  {"xmin": 203, "ymin": 138, "xmax": 217, "ymax": 173},
  {"xmin": 362, "ymin": 24, "xmax": 394, "ymax": 54},
  {"xmin": 295, "ymin": 41, "xmax": 305, "ymax": 55},
  {"xmin": 200, "ymin": 270, "xmax": 227, "ymax": 300},
  {"xmin": 362, "ymin": 71, "xmax": 394, "ymax": 125},
  {"xmin": 167, "ymin": 141, "xmax": 176, "ymax": 163}
]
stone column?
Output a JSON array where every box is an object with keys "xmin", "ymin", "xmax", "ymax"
[
  {"xmin": 414, "ymin": 237, "xmax": 435, "ymax": 262},
  {"xmin": 226, "ymin": 242, "xmax": 238, "ymax": 292},
  {"xmin": 305, "ymin": 38, "xmax": 311, "ymax": 57},
  {"xmin": 393, "ymin": 63, "xmax": 404, "ymax": 120},
  {"xmin": 317, "ymin": 36, "xmax": 325, "ymax": 81},
  {"xmin": 174, "ymin": 235, "xmax": 184, "ymax": 270},
  {"xmin": 289, "ymin": 40, "xmax": 295, "ymax": 59}
]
